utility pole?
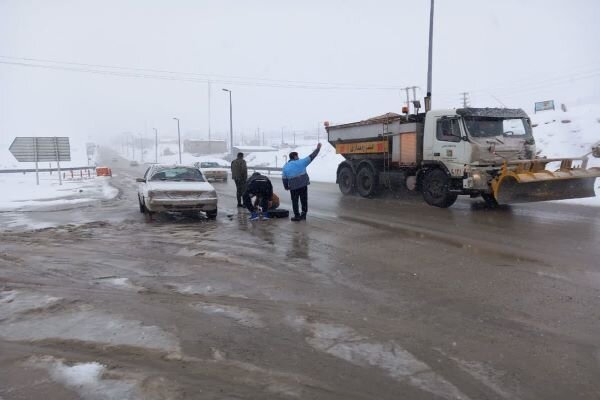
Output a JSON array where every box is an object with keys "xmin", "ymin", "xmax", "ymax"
[
  {"xmin": 153, "ymin": 128, "xmax": 158, "ymax": 163},
  {"xmin": 140, "ymin": 134, "xmax": 144, "ymax": 163},
  {"xmin": 222, "ymin": 88, "xmax": 233, "ymax": 156},
  {"xmin": 281, "ymin": 127, "xmax": 284, "ymax": 145},
  {"xmin": 207, "ymin": 81, "xmax": 211, "ymax": 142},
  {"xmin": 316, "ymin": 122, "xmax": 320, "ymax": 143},
  {"xmin": 401, "ymin": 86, "xmax": 418, "ymax": 114},
  {"xmin": 131, "ymin": 136, "xmax": 135, "ymax": 160},
  {"xmin": 425, "ymin": 0, "xmax": 435, "ymax": 111},
  {"xmin": 173, "ymin": 117, "xmax": 182, "ymax": 164},
  {"xmin": 460, "ymin": 92, "xmax": 470, "ymax": 108}
]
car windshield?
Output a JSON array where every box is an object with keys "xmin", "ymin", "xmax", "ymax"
[
  {"xmin": 201, "ymin": 162, "xmax": 220, "ymax": 168},
  {"xmin": 464, "ymin": 117, "xmax": 532, "ymax": 138},
  {"xmin": 150, "ymin": 167, "xmax": 205, "ymax": 182}
]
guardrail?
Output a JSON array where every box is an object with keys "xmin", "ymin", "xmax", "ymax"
[
  {"xmin": 0, "ymin": 166, "xmax": 96, "ymax": 174},
  {"xmin": 247, "ymin": 166, "xmax": 283, "ymax": 175}
]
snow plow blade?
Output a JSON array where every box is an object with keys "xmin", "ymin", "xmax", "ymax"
[{"xmin": 492, "ymin": 159, "xmax": 600, "ymax": 204}]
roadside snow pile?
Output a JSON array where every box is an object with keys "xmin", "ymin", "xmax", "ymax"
[
  {"xmin": 26, "ymin": 356, "xmax": 139, "ymax": 400},
  {"xmin": 0, "ymin": 173, "xmax": 118, "ymax": 212},
  {"xmin": 245, "ymin": 143, "xmax": 344, "ymax": 183},
  {"xmin": 532, "ymin": 103, "xmax": 600, "ymax": 206},
  {"xmin": 27, "ymin": 356, "xmax": 140, "ymax": 400}
]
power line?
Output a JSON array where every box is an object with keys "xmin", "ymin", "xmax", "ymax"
[{"xmin": 0, "ymin": 56, "xmax": 407, "ymax": 91}]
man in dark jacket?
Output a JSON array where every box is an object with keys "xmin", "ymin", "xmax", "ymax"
[
  {"xmin": 243, "ymin": 172, "xmax": 273, "ymax": 221},
  {"xmin": 282, "ymin": 143, "xmax": 321, "ymax": 221},
  {"xmin": 230, "ymin": 152, "xmax": 247, "ymax": 207}
]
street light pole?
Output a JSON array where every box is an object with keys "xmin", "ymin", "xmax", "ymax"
[
  {"xmin": 222, "ymin": 88, "xmax": 233, "ymax": 156},
  {"xmin": 173, "ymin": 117, "xmax": 182, "ymax": 164},
  {"xmin": 153, "ymin": 128, "xmax": 158, "ymax": 163},
  {"xmin": 425, "ymin": 0, "xmax": 435, "ymax": 111},
  {"xmin": 139, "ymin": 133, "xmax": 144, "ymax": 163}
]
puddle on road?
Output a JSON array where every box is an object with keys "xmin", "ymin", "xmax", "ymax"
[
  {"xmin": 0, "ymin": 290, "xmax": 63, "ymax": 320},
  {"xmin": 0, "ymin": 290, "xmax": 181, "ymax": 356},
  {"xmin": 289, "ymin": 316, "xmax": 469, "ymax": 400}
]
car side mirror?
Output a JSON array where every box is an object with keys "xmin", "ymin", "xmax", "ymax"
[
  {"xmin": 136, "ymin": 178, "xmax": 146, "ymax": 183},
  {"xmin": 461, "ymin": 136, "xmax": 468, "ymax": 141},
  {"xmin": 592, "ymin": 144, "xmax": 600, "ymax": 158}
]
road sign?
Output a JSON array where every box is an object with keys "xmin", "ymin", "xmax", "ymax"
[
  {"xmin": 9, "ymin": 137, "xmax": 71, "ymax": 162},
  {"xmin": 534, "ymin": 100, "xmax": 555, "ymax": 113},
  {"xmin": 8, "ymin": 137, "xmax": 71, "ymax": 185}
]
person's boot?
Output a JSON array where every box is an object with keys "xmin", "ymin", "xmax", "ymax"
[
  {"xmin": 290, "ymin": 214, "xmax": 302, "ymax": 222},
  {"xmin": 300, "ymin": 212, "xmax": 307, "ymax": 220},
  {"xmin": 249, "ymin": 212, "xmax": 259, "ymax": 221},
  {"xmin": 262, "ymin": 212, "xmax": 270, "ymax": 220},
  {"xmin": 237, "ymin": 203, "xmax": 244, "ymax": 208}
]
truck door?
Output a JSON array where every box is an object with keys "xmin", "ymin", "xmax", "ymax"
[{"xmin": 432, "ymin": 117, "xmax": 468, "ymax": 178}]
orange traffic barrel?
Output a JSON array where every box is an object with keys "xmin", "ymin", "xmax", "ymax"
[{"xmin": 96, "ymin": 167, "xmax": 112, "ymax": 177}]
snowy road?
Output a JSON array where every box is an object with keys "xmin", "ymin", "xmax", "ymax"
[{"xmin": 1, "ymin": 153, "xmax": 599, "ymax": 399}]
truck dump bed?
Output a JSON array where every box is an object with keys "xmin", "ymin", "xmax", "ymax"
[{"xmin": 326, "ymin": 112, "xmax": 423, "ymax": 165}]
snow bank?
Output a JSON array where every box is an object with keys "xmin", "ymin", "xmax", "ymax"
[
  {"xmin": 244, "ymin": 143, "xmax": 344, "ymax": 183},
  {"xmin": 532, "ymin": 103, "xmax": 600, "ymax": 206},
  {"xmin": 26, "ymin": 356, "xmax": 139, "ymax": 400},
  {"xmin": 0, "ymin": 173, "xmax": 118, "ymax": 212}
]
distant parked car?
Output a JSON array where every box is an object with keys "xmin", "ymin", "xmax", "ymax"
[
  {"xmin": 129, "ymin": 160, "xmax": 139, "ymax": 167},
  {"xmin": 196, "ymin": 161, "xmax": 228, "ymax": 182},
  {"xmin": 136, "ymin": 164, "xmax": 218, "ymax": 219}
]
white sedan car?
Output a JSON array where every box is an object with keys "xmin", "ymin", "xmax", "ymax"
[
  {"xmin": 195, "ymin": 161, "xmax": 229, "ymax": 182},
  {"xmin": 137, "ymin": 165, "xmax": 218, "ymax": 219}
]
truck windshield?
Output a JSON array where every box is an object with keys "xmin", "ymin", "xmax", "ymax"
[{"xmin": 464, "ymin": 117, "xmax": 531, "ymax": 138}]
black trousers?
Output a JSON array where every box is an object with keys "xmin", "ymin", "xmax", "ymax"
[
  {"xmin": 234, "ymin": 179, "xmax": 246, "ymax": 205},
  {"xmin": 243, "ymin": 186, "xmax": 272, "ymax": 213},
  {"xmin": 290, "ymin": 186, "xmax": 308, "ymax": 217}
]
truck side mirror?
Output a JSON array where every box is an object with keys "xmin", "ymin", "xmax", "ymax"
[
  {"xmin": 592, "ymin": 144, "xmax": 600, "ymax": 158},
  {"xmin": 462, "ymin": 136, "xmax": 468, "ymax": 141},
  {"xmin": 136, "ymin": 178, "xmax": 146, "ymax": 183}
]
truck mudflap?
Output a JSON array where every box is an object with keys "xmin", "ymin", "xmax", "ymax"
[{"xmin": 491, "ymin": 158, "xmax": 600, "ymax": 204}]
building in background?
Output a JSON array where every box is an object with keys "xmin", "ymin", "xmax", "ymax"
[{"xmin": 184, "ymin": 139, "xmax": 227, "ymax": 155}]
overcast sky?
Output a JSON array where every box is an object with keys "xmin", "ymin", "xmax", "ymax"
[{"xmin": 1, "ymin": 0, "xmax": 599, "ymax": 146}]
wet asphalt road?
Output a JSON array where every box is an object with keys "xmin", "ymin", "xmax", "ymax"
[{"xmin": 0, "ymin": 154, "xmax": 599, "ymax": 399}]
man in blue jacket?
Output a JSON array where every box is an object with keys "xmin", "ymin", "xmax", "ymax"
[{"xmin": 282, "ymin": 143, "xmax": 321, "ymax": 221}]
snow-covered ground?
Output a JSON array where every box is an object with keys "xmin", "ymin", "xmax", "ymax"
[
  {"xmin": 0, "ymin": 172, "xmax": 117, "ymax": 212},
  {"xmin": 243, "ymin": 143, "xmax": 343, "ymax": 183},
  {"xmin": 531, "ymin": 103, "xmax": 600, "ymax": 206}
]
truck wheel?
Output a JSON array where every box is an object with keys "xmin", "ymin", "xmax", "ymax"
[
  {"xmin": 422, "ymin": 169, "xmax": 457, "ymax": 208},
  {"xmin": 338, "ymin": 167, "xmax": 355, "ymax": 195},
  {"xmin": 356, "ymin": 166, "xmax": 378, "ymax": 197}
]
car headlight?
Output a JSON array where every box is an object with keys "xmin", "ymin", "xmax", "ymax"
[{"xmin": 199, "ymin": 191, "xmax": 217, "ymax": 199}]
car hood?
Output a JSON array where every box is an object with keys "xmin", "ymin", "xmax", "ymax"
[
  {"xmin": 202, "ymin": 168, "xmax": 228, "ymax": 172},
  {"xmin": 146, "ymin": 181, "xmax": 215, "ymax": 192}
]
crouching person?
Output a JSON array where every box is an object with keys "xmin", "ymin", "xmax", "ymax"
[{"xmin": 243, "ymin": 172, "xmax": 273, "ymax": 221}]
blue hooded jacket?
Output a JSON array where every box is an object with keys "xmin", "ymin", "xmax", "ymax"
[{"xmin": 282, "ymin": 146, "xmax": 320, "ymax": 191}]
